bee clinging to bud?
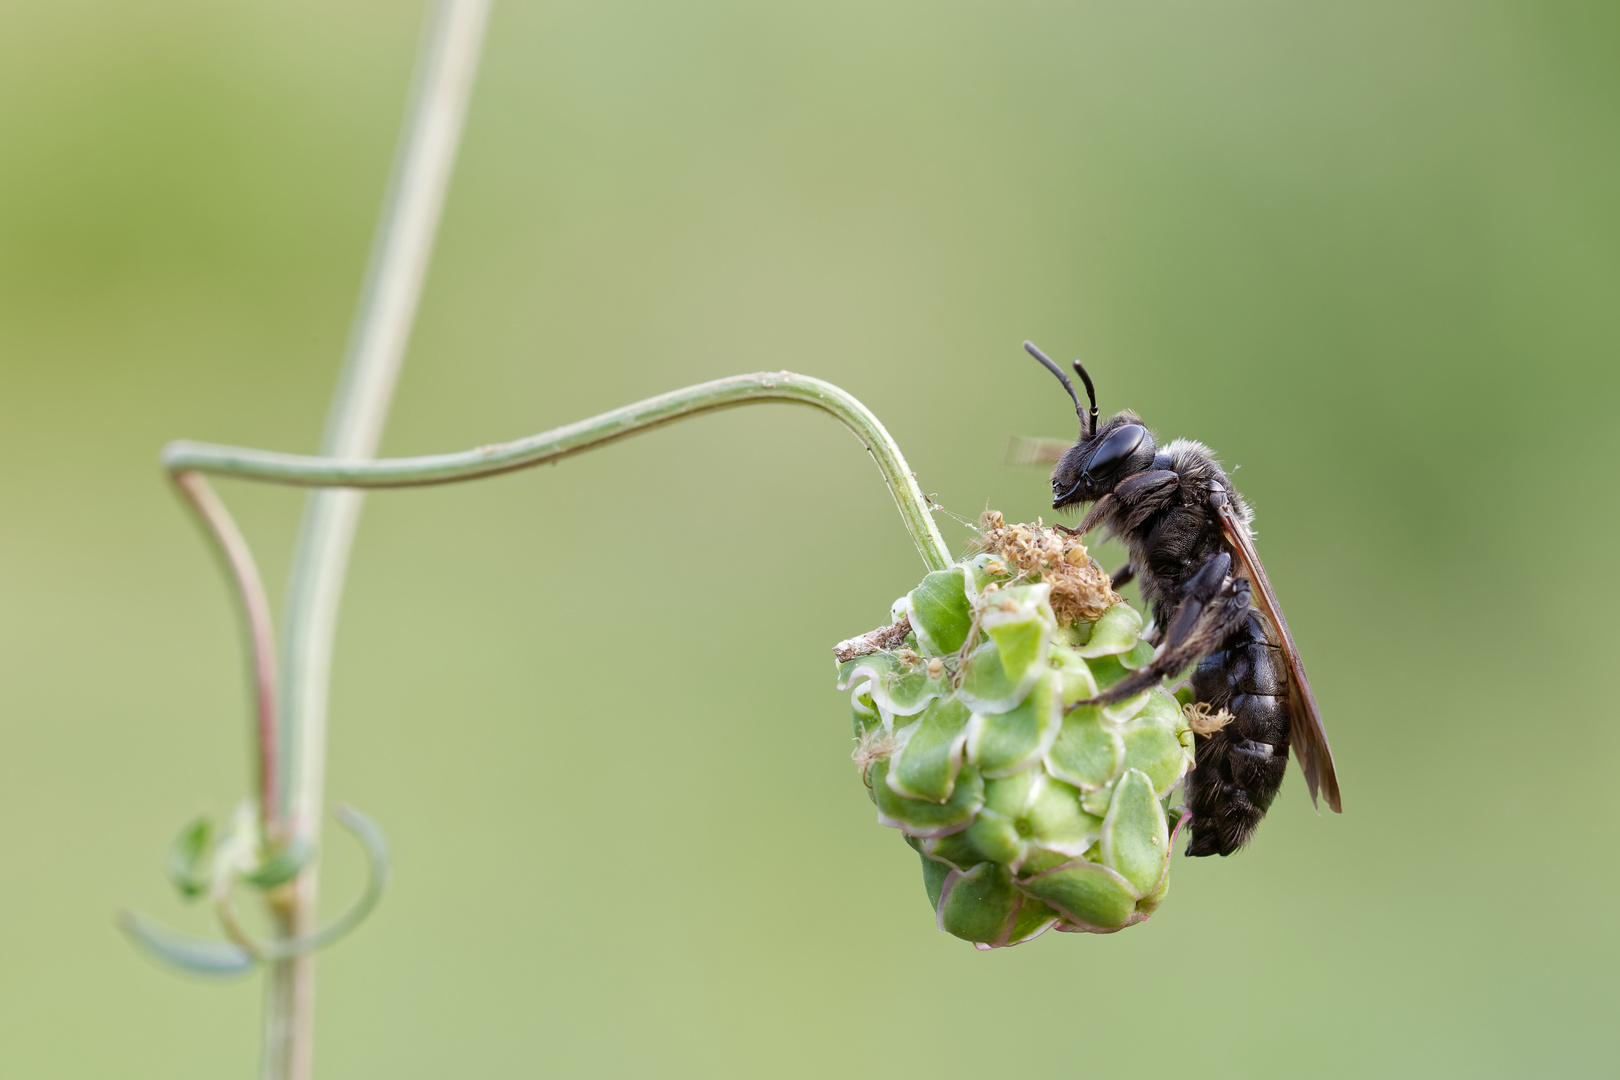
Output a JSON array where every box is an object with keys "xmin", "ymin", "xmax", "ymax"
[{"xmin": 1020, "ymin": 341, "xmax": 1342, "ymax": 856}]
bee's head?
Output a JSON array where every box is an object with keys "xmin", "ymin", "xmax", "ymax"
[
  {"xmin": 1049, "ymin": 411, "xmax": 1154, "ymax": 508},
  {"xmin": 1023, "ymin": 341, "xmax": 1156, "ymax": 511}
]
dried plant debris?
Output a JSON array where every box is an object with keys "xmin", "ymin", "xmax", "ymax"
[
  {"xmin": 833, "ymin": 615, "xmax": 912, "ymax": 663},
  {"xmin": 973, "ymin": 510, "xmax": 1120, "ymax": 624},
  {"xmin": 852, "ymin": 727, "xmax": 900, "ymax": 782},
  {"xmin": 1183, "ymin": 701, "xmax": 1234, "ymax": 734}
]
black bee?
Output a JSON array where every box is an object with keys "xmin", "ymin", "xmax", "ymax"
[{"xmin": 1016, "ymin": 341, "xmax": 1341, "ymax": 855}]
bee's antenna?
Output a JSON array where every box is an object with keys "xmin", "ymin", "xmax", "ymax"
[
  {"xmin": 1024, "ymin": 341, "xmax": 1082, "ymax": 428},
  {"xmin": 1070, "ymin": 360, "xmax": 1099, "ymax": 440},
  {"xmin": 1022, "ymin": 341, "xmax": 1098, "ymax": 439}
]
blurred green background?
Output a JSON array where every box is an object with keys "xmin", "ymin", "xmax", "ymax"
[{"xmin": 3, "ymin": 0, "xmax": 1617, "ymax": 1075}]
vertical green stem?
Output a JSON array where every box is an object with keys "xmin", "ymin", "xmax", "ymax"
[{"xmin": 262, "ymin": 3, "xmax": 489, "ymax": 1077}]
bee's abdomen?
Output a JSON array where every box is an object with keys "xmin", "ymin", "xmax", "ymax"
[{"xmin": 1184, "ymin": 610, "xmax": 1291, "ymax": 857}]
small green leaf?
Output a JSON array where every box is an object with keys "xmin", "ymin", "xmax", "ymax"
[
  {"xmin": 1100, "ymin": 687, "xmax": 1151, "ymax": 725},
  {"xmin": 964, "ymin": 813, "xmax": 1025, "ymax": 866},
  {"xmin": 918, "ymin": 847, "xmax": 952, "ymax": 910},
  {"xmin": 923, "ymin": 831, "xmax": 990, "ymax": 871},
  {"xmin": 981, "ymin": 770, "xmax": 1038, "ymax": 816},
  {"xmin": 165, "ymin": 816, "xmax": 215, "ymax": 902},
  {"xmin": 1005, "ymin": 894, "xmax": 1062, "ymax": 946},
  {"xmin": 242, "ymin": 834, "xmax": 315, "ymax": 890},
  {"xmin": 1080, "ymin": 777, "xmax": 1118, "ymax": 817},
  {"xmin": 872, "ymin": 761, "xmax": 985, "ymax": 838},
  {"xmin": 887, "ymin": 697, "xmax": 972, "ymax": 802},
  {"xmin": 1120, "ymin": 725, "xmax": 1190, "ymax": 796},
  {"xmin": 937, "ymin": 862, "xmax": 1020, "ymax": 945},
  {"xmin": 1075, "ymin": 603, "xmax": 1143, "ymax": 657},
  {"xmin": 852, "ymin": 686, "xmax": 882, "ymax": 738},
  {"xmin": 837, "ymin": 652, "xmax": 947, "ymax": 718},
  {"xmin": 1130, "ymin": 689, "xmax": 1184, "ymax": 729},
  {"xmin": 1119, "ymin": 638, "xmax": 1157, "ymax": 671},
  {"xmin": 957, "ymin": 637, "xmax": 1047, "ymax": 713},
  {"xmin": 117, "ymin": 911, "xmax": 257, "ymax": 979},
  {"xmin": 989, "ymin": 616, "xmax": 1045, "ymax": 676},
  {"xmin": 955, "ymin": 641, "xmax": 1013, "ymax": 709},
  {"xmin": 1016, "ymin": 847, "xmax": 1073, "ymax": 876},
  {"xmin": 968, "ymin": 672, "xmax": 1062, "ymax": 778},
  {"xmin": 1024, "ymin": 776, "xmax": 1103, "ymax": 855},
  {"xmin": 1048, "ymin": 645, "xmax": 1099, "ymax": 706},
  {"xmin": 1087, "ymin": 654, "xmax": 1129, "ymax": 689},
  {"xmin": 1017, "ymin": 860, "xmax": 1141, "ymax": 930},
  {"xmin": 906, "ymin": 568, "xmax": 973, "ymax": 655},
  {"xmin": 1100, "ymin": 769, "xmax": 1170, "ymax": 895},
  {"xmin": 1044, "ymin": 706, "xmax": 1124, "ymax": 790},
  {"xmin": 1138, "ymin": 863, "xmax": 1171, "ymax": 915},
  {"xmin": 983, "ymin": 590, "xmax": 1052, "ymax": 683}
]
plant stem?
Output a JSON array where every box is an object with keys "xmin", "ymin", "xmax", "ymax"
[
  {"xmin": 262, "ymin": 3, "xmax": 488, "ymax": 1077},
  {"xmin": 171, "ymin": 471, "xmax": 280, "ymax": 828},
  {"xmin": 166, "ymin": 371, "xmax": 954, "ymax": 572}
]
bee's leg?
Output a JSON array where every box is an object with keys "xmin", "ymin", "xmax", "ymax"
[
  {"xmin": 1110, "ymin": 562, "xmax": 1134, "ymax": 589},
  {"xmin": 1067, "ymin": 494, "xmax": 1116, "ymax": 538},
  {"xmin": 1113, "ymin": 470, "xmax": 1180, "ymax": 532},
  {"xmin": 1078, "ymin": 552, "xmax": 1250, "ymax": 707},
  {"xmin": 1161, "ymin": 552, "xmax": 1232, "ymax": 643}
]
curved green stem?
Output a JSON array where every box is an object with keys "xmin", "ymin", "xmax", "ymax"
[
  {"xmin": 165, "ymin": 371, "xmax": 953, "ymax": 572},
  {"xmin": 141, "ymin": 372, "xmax": 946, "ymax": 992},
  {"xmin": 171, "ymin": 472, "xmax": 281, "ymax": 830}
]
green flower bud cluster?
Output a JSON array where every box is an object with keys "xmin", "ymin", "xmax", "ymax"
[{"xmin": 835, "ymin": 519, "xmax": 1195, "ymax": 949}]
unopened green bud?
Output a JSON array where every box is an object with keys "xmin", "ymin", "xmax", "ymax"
[{"xmin": 836, "ymin": 513, "xmax": 1193, "ymax": 948}]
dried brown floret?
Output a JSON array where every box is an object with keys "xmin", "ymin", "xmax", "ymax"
[
  {"xmin": 1183, "ymin": 701, "xmax": 1234, "ymax": 734},
  {"xmin": 973, "ymin": 510, "xmax": 1121, "ymax": 625}
]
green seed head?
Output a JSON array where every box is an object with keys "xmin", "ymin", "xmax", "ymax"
[{"xmin": 835, "ymin": 513, "xmax": 1194, "ymax": 948}]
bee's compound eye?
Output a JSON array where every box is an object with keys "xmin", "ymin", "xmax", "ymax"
[{"xmin": 1084, "ymin": 423, "xmax": 1148, "ymax": 481}]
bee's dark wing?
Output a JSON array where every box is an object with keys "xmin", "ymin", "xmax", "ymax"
[
  {"xmin": 1212, "ymin": 492, "xmax": 1342, "ymax": 813},
  {"xmin": 1001, "ymin": 435, "xmax": 1072, "ymax": 467}
]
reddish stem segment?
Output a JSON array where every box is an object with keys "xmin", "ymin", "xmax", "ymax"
[{"xmin": 173, "ymin": 471, "xmax": 280, "ymax": 828}]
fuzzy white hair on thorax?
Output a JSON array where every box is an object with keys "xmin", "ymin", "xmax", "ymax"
[{"xmin": 1161, "ymin": 437, "xmax": 1256, "ymax": 528}]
